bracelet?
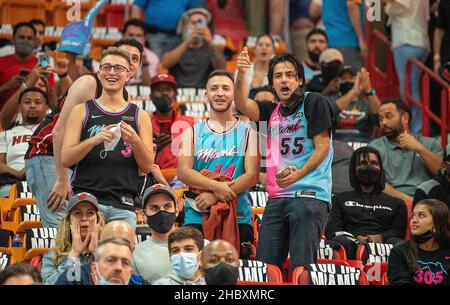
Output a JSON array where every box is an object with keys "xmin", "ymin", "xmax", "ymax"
[
  {"xmin": 364, "ymin": 88, "xmax": 376, "ymax": 96},
  {"xmin": 58, "ymin": 72, "xmax": 68, "ymax": 78}
]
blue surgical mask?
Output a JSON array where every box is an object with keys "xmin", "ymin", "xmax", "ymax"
[
  {"xmin": 171, "ymin": 252, "xmax": 199, "ymax": 279},
  {"xmin": 95, "ymin": 263, "xmax": 129, "ymax": 285}
]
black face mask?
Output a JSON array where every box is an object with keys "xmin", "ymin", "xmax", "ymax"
[
  {"xmin": 356, "ymin": 165, "xmax": 380, "ymax": 186},
  {"xmin": 279, "ymin": 87, "xmax": 304, "ymax": 117},
  {"xmin": 308, "ymin": 50, "xmax": 320, "ymax": 63},
  {"xmin": 147, "ymin": 210, "xmax": 176, "ymax": 233},
  {"xmin": 152, "ymin": 95, "xmax": 173, "ymax": 113},
  {"xmin": 321, "ymin": 66, "xmax": 341, "ymax": 83},
  {"xmin": 412, "ymin": 229, "xmax": 435, "ymax": 244},
  {"xmin": 339, "ymin": 81, "xmax": 354, "ymax": 95},
  {"xmin": 204, "ymin": 262, "xmax": 239, "ymax": 285}
]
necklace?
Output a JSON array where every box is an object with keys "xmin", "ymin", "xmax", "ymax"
[{"xmin": 97, "ymin": 100, "xmax": 127, "ymax": 112}]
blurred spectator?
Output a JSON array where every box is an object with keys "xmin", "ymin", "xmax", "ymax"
[
  {"xmin": 29, "ymin": 19, "xmax": 45, "ymax": 52},
  {"xmin": 249, "ymin": 85, "xmax": 275, "ymax": 102},
  {"xmin": 0, "ymin": 263, "xmax": 42, "ymax": 285},
  {"xmin": 322, "ymin": 0, "xmax": 366, "ymax": 69},
  {"xmin": 133, "ymin": 184, "xmax": 179, "ymax": 284},
  {"xmin": 154, "ymin": 226, "xmax": 205, "ymax": 285},
  {"xmin": 307, "ymin": 48, "xmax": 343, "ymax": 95},
  {"xmin": 41, "ymin": 192, "xmax": 104, "ymax": 284},
  {"xmin": 368, "ymin": 99, "xmax": 443, "ymax": 201},
  {"xmin": 269, "ymin": 0, "xmax": 285, "ymax": 39},
  {"xmin": 1, "ymin": 59, "xmax": 70, "ymax": 130},
  {"xmin": 0, "ymin": 88, "xmax": 49, "ymax": 197},
  {"xmin": 331, "ymin": 139, "xmax": 353, "ymax": 194},
  {"xmin": 131, "ymin": 0, "xmax": 205, "ymax": 58},
  {"xmin": 90, "ymin": 237, "xmax": 134, "ymax": 285},
  {"xmin": 413, "ymin": 145, "xmax": 450, "ymax": 209},
  {"xmin": 303, "ymin": 28, "xmax": 328, "ymax": 84},
  {"xmin": 150, "ymin": 74, "xmax": 194, "ymax": 170},
  {"xmin": 433, "ymin": 0, "xmax": 450, "ymax": 73},
  {"xmin": 309, "ymin": 0, "xmax": 326, "ymax": 30},
  {"xmin": 327, "ymin": 66, "xmax": 381, "ymax": 144},
  {"xmin": 384, "ymin": 0, "xmax": 430, "ymax": 135},
  {"xmin": 326, "ymin": 146, "xmax": 407, "ymax": 259},
  {"xmin": 161, "ymin": 8, "xmax": 227, "ymax": 88},
  {"xmin": 244, "ymin": 0, "xmax": 266, "ymax": 36},
  {"xmin": 122, "ymin": 19, "xmax": 159, "ymax": 85},
  {"xmin": 235, "ymin": 34, "xmax": 275, "ymax": 93},
  {"xmin": 388, "ymin": 199, "xmax": 450, "ymax": 285},
  {"xmin": 202, "ymin": 240, "xmax": 239, "ymax": 285},
  {"xmin": 290, "ymin": 0, "xmax": 314, "ymax": 62},
  {"xmin": 62, "ymin": 48, "xmax": 154, "ymax": 227},
  {"xmin": 0, "ymin": 22, "xmax": 55, "ymax": 110}
]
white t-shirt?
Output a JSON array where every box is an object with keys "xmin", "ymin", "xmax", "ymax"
[
  {"xmin": 385, "ymin": 0, "xmax": 430, "ymax": 51},
  {"xmin": 0, "ymin": 124, "xmax": 38, "ymax": 170}
]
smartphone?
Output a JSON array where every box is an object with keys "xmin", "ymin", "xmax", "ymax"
[
  {"xmin": 19, "ymin": 69, "xmax": 30, "ymax": 77},
  {"xmin": 38, "ymin": 53, "xmax": 50, "ymax": 68},
  {"xmin": 276, "ymin": 167, "xmax": 291, "ymax": 179}
]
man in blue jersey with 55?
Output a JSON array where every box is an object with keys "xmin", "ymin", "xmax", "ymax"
[
  {"xmin": 177, "ymin": 70, "xmax": 260, "ymax": 258},
  {"xmin": 235, "ymin": 48, "xmax": 334, "ymax": 271}
]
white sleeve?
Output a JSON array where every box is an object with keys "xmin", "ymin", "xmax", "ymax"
[{"xmin": 0, "ymin": 131, "xmax": 7, "ymax": 154}]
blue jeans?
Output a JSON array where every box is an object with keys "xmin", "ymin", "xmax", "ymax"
[
  {"xmin": 256, "ymin": 197, "xmax": 330, "ymax": 271},
  {"xmin": 25, "ymin": 156, "xmax": 71, "ymax": 228},
  {"xmin": 98, "ymin": 204, "xmax": 137, "ymax": 230},
  {"xmin": 146, "ymin": 32, "xmax": 180, "ymax": 59},
  {"xmin": 0, "ymin": 184, "xmax": 12, "ymax": 198},
  {"xmin": 393, "ymin": 45, "xmax": 429, "ymax": 134}
]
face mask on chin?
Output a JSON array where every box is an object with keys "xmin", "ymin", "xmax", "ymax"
[
  {"xmin": 412, "ymin": 229, "xmax": 435, "ymax": 244},
  {"xmin": 95, "ymin": 263, "xmax": 129, "ymax": 285}
]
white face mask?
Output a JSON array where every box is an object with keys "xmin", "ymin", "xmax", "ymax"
[
  {"xmin": 95, "ymin": 262, "xmax": 129, "ymax": 285},
  {"xmin": 100, "ymin": 123, "xmax": 121, "ymax": 159}
]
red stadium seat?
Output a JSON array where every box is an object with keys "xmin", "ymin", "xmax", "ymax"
[
  {"xmin": 404, "ymin": 199, "xmax": 413, "ymax": 239},
  {"xmin": 292, "ymin": 264, "xmax": 369, "ymax": 285},
  {"xmin": 364, "ymin": 262, "xmax": 388, "ymax": 285}
]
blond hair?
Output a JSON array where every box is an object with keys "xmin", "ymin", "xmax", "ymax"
[
  {"xmin": 53, "ymin": 211, "xmax": 105, "ymax": 267},
  {"xmin": 101, "ymin": 47, "xmax": 131, "ymax": 67}
]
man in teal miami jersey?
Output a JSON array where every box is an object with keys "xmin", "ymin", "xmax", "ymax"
[
  {"xmin": 177, "ymin": 70, "xmax": 260, "ymax": 258},
  {"xmin": 235, "ymin": 48, "xmax": 334, "ymax": 271}
]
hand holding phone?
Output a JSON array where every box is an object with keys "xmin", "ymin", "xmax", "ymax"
[
  {"xmin": 276, "ymin": 167, "xmax": 292, "ymax": 179},
  {"xmin": 19, "ymin": 69, "xmax": 30, "ymax": 77}
]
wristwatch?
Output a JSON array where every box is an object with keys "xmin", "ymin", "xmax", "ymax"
[{"xmin": 364, "ymin": 88, "xmax": 376, "ymax": 96}]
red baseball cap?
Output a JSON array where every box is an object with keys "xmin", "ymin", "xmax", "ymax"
[{"xmin": 150, "ymin": 74, "xmax": 177, "ymax": 89}]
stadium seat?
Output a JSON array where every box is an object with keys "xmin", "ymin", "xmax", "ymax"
[
  {"xmin": 48, "ymin": 0, "xmax": 98, "ymax": 27},
  {"xmin": 22, "ymin": 227, "xmax": 56, "ymax": 264},
  {"xmin": 381, "ymin": 272, "xmax": 389, "ymax": 285},
  {"xmin": 0, "ymin": 0, "xmax": 47, "ymax": 25},
  {"xmin": 355, "ymin": 243, "xmax": 394, "ymax": 265},
  {"xmin": 239, "ymin": 259, "xmax": 283, "ymax": 283},
  {"xmin": 292, "ymin": 264, "xmax": 369, "ymax": 285},
  {"xmin": 0, "ymin": 248, "xmax": 12, "ymax": 271},
  {"xmin": 98, "ymin": 3, "xmax": 126, "ymax": 29}
]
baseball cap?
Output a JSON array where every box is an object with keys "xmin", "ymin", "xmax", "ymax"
[
  {"xmin": 67, "ymin": 192, "xmax": 99, "ymax": 212},
  {"xmin": 319, "ymin": 48, "xmax": 344, "ymax": 64},
  {"xmin": 338, "ymin": 65, "xmax": 357, "ymax": 77},
  {"xmin": 176, "ymin": 8, "xmax": 212, "ymax": 35},
  {"xmin": 142, "ymin": 184, "xmax": 177, "ymax": 209},
  {"xmin": 150, "ymin": 74, "xmax": 177, "ymax": 89}
]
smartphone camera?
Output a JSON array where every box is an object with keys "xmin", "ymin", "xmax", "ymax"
[
  {"xmin": 196, "ymin": 18, "xmax": 207, "ymax": 28},
  {"xmin": 38, "ymin": 54, "xmax": 50, "ymax": 68}
]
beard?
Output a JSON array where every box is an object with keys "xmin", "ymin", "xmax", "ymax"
[
  {"xmin": 383, "ymin": 123, "xmax": 404, "ymax": 140},
  {"xmin": 209, "ymin": 100, "xmax": 232, "ymax": 113},
  {"xmin": 24, "ymin": 115, "xmax": 39, "ymax": 125}
]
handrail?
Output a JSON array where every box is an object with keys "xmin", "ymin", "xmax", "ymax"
[
  {"xmin": 404, "ymin": 59, "xmax": 449, "ymax": 148},
  {"xmin": 367, "ymin": 29, "xmax": 400, "ymax": 101}
]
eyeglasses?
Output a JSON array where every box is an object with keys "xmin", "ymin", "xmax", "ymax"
[{"xmin": 99, "ymin": 63, "xmax": 129, "ymax": 73}]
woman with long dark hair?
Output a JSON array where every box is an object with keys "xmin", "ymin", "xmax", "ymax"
[{"xmin": 388, "ymin": 199, "xmax": 450, "ymax": 285}]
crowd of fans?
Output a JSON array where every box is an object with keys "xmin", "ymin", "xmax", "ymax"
[{"xmin": 0, "ymin": 0, "xmax": 449, "ymax": 287}]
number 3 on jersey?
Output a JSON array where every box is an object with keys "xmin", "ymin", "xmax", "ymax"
[
  {"xmin": 280, "ymin": 137, "xmax": 304, "ymax": 156},
  {"xmin": 215, "ymin": 164, "xmax": 236, "ymax": 178}
]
